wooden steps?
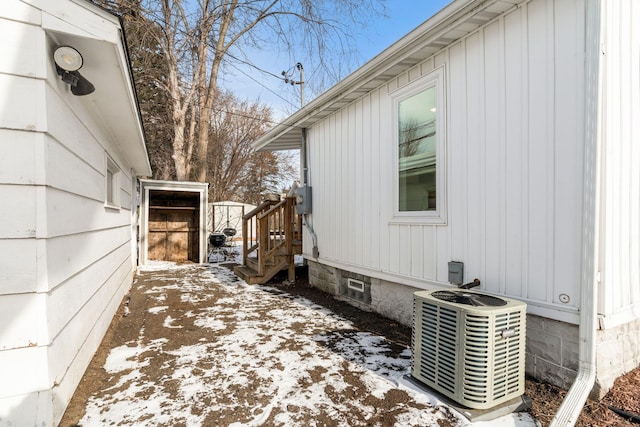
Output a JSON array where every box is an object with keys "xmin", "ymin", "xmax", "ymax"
[
  {"xmin": 233, "ymin": 265, "xmax": 262, "ymax": 284},
  {"xmin": 234, "ymin": 255, "xmax": 290, "ymax": 285},
  {"xmin": 233, "ymin": 196, "xmax": 302, "ymax": 285},
  {"xmin": 292, "ymin": 239, "xmax": 302, "ymax": 255}
]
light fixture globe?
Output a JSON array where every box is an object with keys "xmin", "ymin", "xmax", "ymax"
[{"xmin": 54, "ymin": 46, "xmax": 83, "ymax": 71}]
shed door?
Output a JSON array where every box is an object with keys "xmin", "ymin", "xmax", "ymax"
[{"xmin": 147, "ymin": 190, "xmax": 200, "ymax": 262}]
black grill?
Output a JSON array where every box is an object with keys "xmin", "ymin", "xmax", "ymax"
[
  {"xmin": 209, "ymin": 233, "xmax": 226, "ymax": 248},
  {"xmin": 222, "ymin": 227, "xmax": 237, "ymax": 237}
]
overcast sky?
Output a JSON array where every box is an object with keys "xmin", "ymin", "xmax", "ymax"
[{"xmin": 219, "ymin": 0, "xmax": 452, "ymax": 120}]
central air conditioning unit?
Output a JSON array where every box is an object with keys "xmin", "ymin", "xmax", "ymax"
[{"xmin": 411, "ymin": 289, "xmax": 526, "ymax": 410}]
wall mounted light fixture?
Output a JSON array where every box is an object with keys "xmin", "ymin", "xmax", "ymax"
[{"xmin": 53, "ymin": 46, "xmax": 95, "ymax": 96}]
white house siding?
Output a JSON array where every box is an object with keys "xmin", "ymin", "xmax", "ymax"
[
  {"xmin": 598, "ymin": 0, "xmax": 640, "ymax": 328},
  {"xmin": 0, "ymin": 2, "xmax": 144, "ymax": 425},
  {"xmin": 591, "ymin": 0, "xmax": 640, "ymax": 392},
  {"xmin": 307, "ymin": 0, "xmax": 585, "ymax": 324}
]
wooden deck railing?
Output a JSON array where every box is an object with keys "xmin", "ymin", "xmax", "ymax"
[
  {"xmin": 242, "ymin": 199, "xmax": 275, "ymax": 264},
  {"xmin": 240, "ymin": 196, "xmax": 301, "ymax": 283}
]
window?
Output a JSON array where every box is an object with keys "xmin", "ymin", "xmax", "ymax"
[
  {"xmin": 392, "ymin": 67, "xmax": 446, "ymax": 223},
  {"xmin": 106, "ymin": 155, "xmax": 120, "ymax": 208}
]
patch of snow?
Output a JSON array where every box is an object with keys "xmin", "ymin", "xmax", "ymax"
[
  {"xmin": 103, "ymin": 345, "xmax": 143, "ymax": 374},
  {"xmin": 193, "ymin": 317, "xmax": 225, "ymax": 331},
  {"xmin": 147, "ymin": 305, "xmax": 168, "ymax": 314},
  {"xmin": 163, "ymin": 315, "xmax": 182, "ymax": 329},
  {"xmin": 104, "ymin": 338, "xmax": 168, "ymax": 374},
  {"xmin": 138, "ymin": 260, "xmax": 194, "ymax": 271},
  {"xmin": 80, "ymin": 263, "xmax": 539, "ymax": 427}
]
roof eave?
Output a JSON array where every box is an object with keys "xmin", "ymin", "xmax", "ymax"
[
  {"xmin": 253, "ymin": 0, "xmax": 523, "ymax": 152},
  {"xmin": 40, "ymin": 0, "xmax": 152, "ymax": 176}
]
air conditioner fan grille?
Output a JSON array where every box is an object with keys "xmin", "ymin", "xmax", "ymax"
[
  {"xmin": 415, "ymin": 302, "xmax": 458, "ymax": 393},
  {"xmin": 432, "ymin": 290, "xmax": 507, "ymax": 306}
]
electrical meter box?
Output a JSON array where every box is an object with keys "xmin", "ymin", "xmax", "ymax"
[
  {"xmin": 448, "ymin": 261, "xmax": 464, "ymax": 285},
  {"xmin": 295, "ymin": 185, "xmax": 312, "ymax": 214}
]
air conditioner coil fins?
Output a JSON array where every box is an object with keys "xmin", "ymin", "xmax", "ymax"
[{"xmin": 411, "ymin": 289, "xmax": 527, "ymax": 410}]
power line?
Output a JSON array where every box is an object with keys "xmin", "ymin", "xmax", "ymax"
[
  {"xmin": 221, "ymin": 55, "xmax": 298, "ymax": 110},
  {"xmin": 223, "ymin": 50, "xmax": 284, "ymax": 81},
  {"xmin": 211, "ymin": 106, "xmax": 303, "ymax": 131}
]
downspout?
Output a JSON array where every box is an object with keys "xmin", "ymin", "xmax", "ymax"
[{"xmin": 549, "ymin": 0, "xmax": 603, "ymax": 425}]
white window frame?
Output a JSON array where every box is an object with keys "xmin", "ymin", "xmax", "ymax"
[
  {"xmin": 105, "ymin": 154, "xmax": 121, "ymax": 209},
  {"xmin": 390, "ymin": 66, "xmax": 447, "ymax": 225}
]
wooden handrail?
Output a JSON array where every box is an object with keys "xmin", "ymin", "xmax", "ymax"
[
  {"xmin": 239, "ymin": 195, "xmax": 301, "ymax": 283},
  {"xmin": 257, "ymin": 199, "xmax": 286, "ymax": 220},
  {"xmin": 243, "ymin": 200, "xmax": 273, "ymax": 220}
]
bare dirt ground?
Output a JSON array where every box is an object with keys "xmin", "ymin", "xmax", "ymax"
[
  {"xmin": 60, "ymin": 264, "xmax": 640, "ymax": 426},
  {"xmin": 526, "ymin": 371, "xmax": 640, "ymax": 426}
]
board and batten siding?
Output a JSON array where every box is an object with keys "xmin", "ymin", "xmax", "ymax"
[
  {"xmin": 307, "ymin": 0, "xmax": 585, "ymax": 324},
  {"xmin": 0, "ymin": 6, "xmax": 139, "ymax": 424},
  {"xmin": 598, "ymin": 0, "xmax": 640, "ymax": 329}
]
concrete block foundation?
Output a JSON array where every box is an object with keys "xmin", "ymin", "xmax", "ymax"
[{"xmin": 307, "ymin": 259, "xmax": 639, "ymax": 399}]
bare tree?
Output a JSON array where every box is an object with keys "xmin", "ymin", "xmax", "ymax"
[
  {"xmin": 89, "ymin": 1, "xmax": 176, "ymax": 180},
  {"xmin": 139, "ymin": 0, "xmax": 384, "ymax": 182},
  {"xmin": 238, "ymin": 150, "xmax": 297, "ymax": 205},
  {"xmin": 126, "ymin": 13, "xmax": 176, "ymax": 179},
  {"xmin": 90, "ymin": 0, "xmax": 383, "ymax": 195},
  {"xmin": 208, "ymin": 91, "xmax": 296, "ymax": 203}
]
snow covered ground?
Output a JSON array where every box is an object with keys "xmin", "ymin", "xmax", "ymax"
[{"xmin": 76, "ymin": 262, "xmax": 539, "ymax": 426}]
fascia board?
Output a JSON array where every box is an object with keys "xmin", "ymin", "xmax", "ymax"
[
  {"xmin": 252, "ymin": 0, "xmax": 482, "ymax": 151},
  {"xmin": 29, "ymin": 0, "xmax": 120, "ymax": 43}
]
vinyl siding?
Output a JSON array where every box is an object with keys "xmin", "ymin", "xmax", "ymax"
[
  {"xmin": 598, "ymin": 0, "xmax": 640, "ymax": 328},
  {"xmin": 0, "ymin": 5, "xmax": 140, "ymax": 424},
  {"xmin": 305, "ymin": 0, "xmax": 586, "ymax": 323}
]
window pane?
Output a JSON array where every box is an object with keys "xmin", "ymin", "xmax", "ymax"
[
  {"xmin": 106, "ymin": 168, "xmax": 114, "ymax": 204},
  {"xmin": 398, "ymin": 86, "xmax": 437, "ymax": 211}
]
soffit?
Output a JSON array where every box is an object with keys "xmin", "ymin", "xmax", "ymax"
[{"xmin": 253, "ymin": 0, "xmax": 525, "ymax": 152}]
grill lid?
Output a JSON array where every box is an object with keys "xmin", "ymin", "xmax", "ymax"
[
  {"xmin": 222, "ymin": 227, "xmax": 237, "ymax": 237},
  {"xmin": 209, "ymin": 233, "xmax": 226, "ymax": 247}
]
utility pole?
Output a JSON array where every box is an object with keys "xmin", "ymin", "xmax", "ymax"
[
  {"xmin": 296, "ymin": 62, "xmax": 304, "ymax": 107},
  {"xmin": 282, "ymin": 62, "xmax": 304, "ymax": 107}
]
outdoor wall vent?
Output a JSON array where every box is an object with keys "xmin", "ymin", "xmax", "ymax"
[{"xmin": 347, "ymin": 278, "xmax": 365, "ymax": 293}]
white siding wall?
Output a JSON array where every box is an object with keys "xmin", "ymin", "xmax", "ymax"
[
  {"xmin": 0, "ymin": 13, "xmax": 50, "ymax": 425},
  {"xmin": 598, "ymin": 0, "xmax": 640, "ymax": 328},
  {"xmin": 307, "ymin": 0, "xmax": 585, "ymax": 323},
  {"xmin": 0, "ymin": 5, "xmax": 137, "ymax": 425}
]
